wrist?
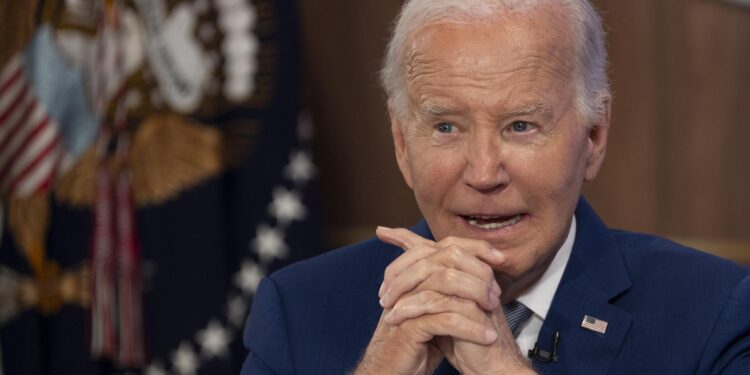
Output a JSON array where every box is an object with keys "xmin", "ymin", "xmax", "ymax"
[{"xmin": 457, "ymin": 349, "xmax": 537, "ymax": 375}]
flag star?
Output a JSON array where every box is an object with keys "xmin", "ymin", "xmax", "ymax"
[
  {"xmin": 252, "ymin": 225, "xmax": 288, "ymax": 263},
  {"xmin": 227, "ymin": 294, "xmax": 249, "ymax": 328},
  {"xmin": 284, "ymin": 151, "xmax": 316, "ymax": 184},
  {"xmin": 144, "ymin": 362, "xmax": 167, "ymax": 375},
  {"xmin": 235, "ymin": 261, "xmax": 264, "ymax": 295},
  {"xmin": 196, "ymin": 319, "xmax": 231, "ymax": 358},
  {"xmin": 172, "ymin": 342, "xmax": 199, "ymax": 375},
  {"xmin": 268, "ymin": 187, "xmax": 306, "ymax": 225}
]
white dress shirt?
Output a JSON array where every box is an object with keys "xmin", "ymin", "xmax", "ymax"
[{"xmin": 514, "ymin": 216, "xmax": 576, "ymax": 355}]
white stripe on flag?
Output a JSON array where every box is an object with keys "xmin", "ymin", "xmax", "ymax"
[
  {"xmin": 6, "ymin": 118, "xmax": 58, "ymax": 183},
  {"xmin": 0, "ymin": 100, "xmax": 45, "ymax": 169},
  {"xmin": 0, "ymin": 70, "xmax": 25, "ymax": 114},
  {"xmin": 13, "ymin": 139, "xmax": 60, "ymax": 196},
  {"xmin": 0, "ymin": 89, "xmax": 35, "ymax": 143}
]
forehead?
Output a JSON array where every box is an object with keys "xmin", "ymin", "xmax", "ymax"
[{"xmin": 404, "ymin": 8, "xmax": 576, "ymax": 108}]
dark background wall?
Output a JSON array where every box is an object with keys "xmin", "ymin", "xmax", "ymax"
[{"xmin": 300, "ymin": 0, "xmax": 750, "ymax": 264}]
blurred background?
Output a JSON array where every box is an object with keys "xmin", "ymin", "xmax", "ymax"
[{"xmin": 0, "ymin": 0, "xmax": 748, "ymax": 374}]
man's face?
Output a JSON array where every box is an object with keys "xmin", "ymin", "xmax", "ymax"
[{"xmin": 391, "ymin": 10, "xmax": 608, "ymax": 293}]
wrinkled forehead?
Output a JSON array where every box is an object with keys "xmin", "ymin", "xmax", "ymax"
[{"xmin": 403, "ymin": 7, "xmax": 578, "ymax": 88}]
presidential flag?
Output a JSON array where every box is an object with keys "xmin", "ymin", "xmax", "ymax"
[{"xmin": 0, "ymin": 0, "xmax": 321, "ymax": 374}]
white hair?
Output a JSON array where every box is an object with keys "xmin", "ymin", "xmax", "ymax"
[{"xmin": 381, "ymin": 0, "xmax": 610, "ymax": 124}]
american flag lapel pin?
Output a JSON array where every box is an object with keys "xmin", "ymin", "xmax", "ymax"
[{"xmin": 581, "ymin": 315, "xmax": 608, "ymax": 334}]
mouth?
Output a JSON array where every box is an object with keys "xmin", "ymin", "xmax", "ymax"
[{"xmin": 460, "ymin": 213, "xmax": 525, "ymax": 230}]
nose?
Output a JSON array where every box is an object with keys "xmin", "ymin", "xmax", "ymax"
[{"xmin": 463, "ymin": 132, "xmax": 509, "ymax": 193}]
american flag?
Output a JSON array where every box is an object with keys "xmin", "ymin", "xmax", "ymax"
[
  {"xmin": 581, "ymin": 315, "xmax": 608, "ymax": 334},
  {"xmin": 0, "ymin": 55, "xmax": 64, "ymax": 197}
]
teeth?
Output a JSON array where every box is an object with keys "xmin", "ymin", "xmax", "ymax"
[{"xmin": 467, "ymin": 214, "xmax": 522, "ymax": 230}]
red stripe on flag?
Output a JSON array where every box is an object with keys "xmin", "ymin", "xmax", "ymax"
[
  {"xmin": 0, "ymin": 99, "xmax": 37, "ymax": 172},
  {"xmin": 0, "ymin": 95, "xmax": 35, "ymax": 148},
  {"xmin": 0, "ymin": 115, "xmax": 50, "ymax": 184},
  {"xmin": 0, "ymin": 67, "xmax": 22, "ymax": 96},
  {"xmin": 9, "ymin": 134, "xmax": 61, "ymax": 192},
  {"xmin": 33, "ymin": 146, "xmax": 65, "ymax": 194},
  {"xmin": 0, "ymin": 83, "xmax": 29, "ymax": 125}
]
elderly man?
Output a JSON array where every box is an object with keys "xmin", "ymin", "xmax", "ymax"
[{"xmin": 242, "ymin": 0, "xmax": 750, "ymax": 374}]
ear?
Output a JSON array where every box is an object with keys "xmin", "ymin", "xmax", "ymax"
[
  {"xmin": 584, "ymin": 98, "xmax": 611, "ymax": 182},
  {"xmin": 389, "ymin": 102, "xmax": 414, "ymax": 189}
]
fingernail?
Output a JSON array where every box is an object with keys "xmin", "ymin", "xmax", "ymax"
[
  {"xmin": 485, "ymin": 328, "xmax": 498, "ymax": 342},
  {"xmin": 380, "ymin": 291, "xmax": 390, "ymax": 307},
  {"xmin": 378, "ymin": 283, "xmax": 384, "ymax": 297},
  {"xmin": 377, "ymin": 226, "xmax": 393, "ymax": 232}
]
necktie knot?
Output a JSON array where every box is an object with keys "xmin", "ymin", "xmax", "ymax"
[{"xmin": 503, "ymin": 301, "xmax": 533, "ymax": 337}]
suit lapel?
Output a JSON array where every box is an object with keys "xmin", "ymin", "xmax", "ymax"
[{"xmin": 533, "ymin": 198, "xmax": 633, "ymax": 375}]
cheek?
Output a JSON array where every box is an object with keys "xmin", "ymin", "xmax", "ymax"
[
  {"xmin": 512, "ymin": 140, "xmax": 588, "ymax": 203},
  {"xmin": 407, "ymin": 146, "xmax": 463, "ymax": 201}
]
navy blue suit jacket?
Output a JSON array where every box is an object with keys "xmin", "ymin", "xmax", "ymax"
[{"xmin": 242, "ymin": 199, "xmax": 750, "ymax": 374}]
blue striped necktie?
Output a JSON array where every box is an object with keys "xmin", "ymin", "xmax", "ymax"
[{"xmin": 503, "ymin": 301, "xmax": 533, "ymax": 337}]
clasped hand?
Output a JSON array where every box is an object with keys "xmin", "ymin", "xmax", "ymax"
[{"xmin": 353, "ymin": 227, "xmax": 536, "ymax": 375}]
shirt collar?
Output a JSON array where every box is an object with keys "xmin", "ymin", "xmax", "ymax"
[{"xmin": 516, "ymin": 216, "xmax": 576, "ymax": 320}]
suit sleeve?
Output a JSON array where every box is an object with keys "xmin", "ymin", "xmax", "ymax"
[
  {"xmin": 241, "ymin": 277, "xmax": 296, "ymax": 375},
  {"xmin": 698, "ymin": 274, "xmax": 750, "ymax": 375}
]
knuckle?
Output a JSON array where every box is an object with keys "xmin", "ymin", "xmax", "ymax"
[
  {"xmin": 416, "ymin": 290, "xmax": 438, "ymax": 305},
  {"xmin": 414, "ymin": 257, "xmax": 431, "ymax": 271},
  {"xmin": 444, "ymin": 313, "xmax": 462, "ymax": 328},
  {"xmin": 441, "ymin": 236, "xmax": 459, "ymax": 247},
  {"xmin": 420, "ymin": 243, "xmax": 439, "ymax": 255},
  {"xmin": 415, "ymin": 259, "xmax": 435, "ymax": 279},
  {"xmin": 438, "ymin": 268, "xmax": 456, "ymax": 284},
  {"xmin": 447, "ymin": 245, "xmax": 465, "ymax": 261}
]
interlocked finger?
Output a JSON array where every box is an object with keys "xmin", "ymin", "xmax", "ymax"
[
  {"xmin": 379, "ymin": 241, "xmax": 439, "ymax": 296},
  {"xmin": 437, "ymin": 236, "xmax": 506, "ymax": 267},
  {"xmin": 401, "ymin": 311, "xmax": 498, "ymax": 346},
  {"xmin": 380, "ymin": 256, "xmax": 501, "ymax": 310},
  {"xmin": 385, "ymin": 290, "xmax": 489, "ymax": 326}
]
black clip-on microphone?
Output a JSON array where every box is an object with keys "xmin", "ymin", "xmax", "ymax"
[{"xmin": 528, "ymin": 331, "xmax": 560, "ymax": 363}]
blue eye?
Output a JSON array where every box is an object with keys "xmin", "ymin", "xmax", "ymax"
[
  {"xmin": 511, "ymin": 121, "xmax": 531, "ymax": 132},
  {"xmin": 436, "ymin": 123, "xmax": 455, "ymax": 133}
]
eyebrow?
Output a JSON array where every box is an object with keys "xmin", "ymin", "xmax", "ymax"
[
  {"xmin": 421, "ymin": 102, "xmax": 555, "ymax": 122},
  {"xmin": 421, "ymin": 104, "xmax": 461, "ymax": 117},
  {"xmin": 506, "ymin": 102, "xmax": 555, "ymax": 122}
]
